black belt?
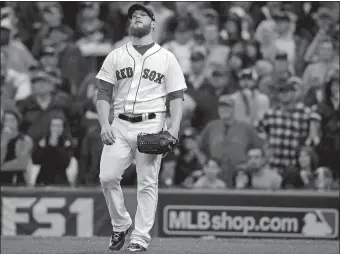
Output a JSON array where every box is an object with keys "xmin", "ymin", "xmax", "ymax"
[{"xmin": 118, "ymin": 113, "xmax": 156, "ymax": 123}]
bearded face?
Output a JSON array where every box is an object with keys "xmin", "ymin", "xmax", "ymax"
[
  {"xmin": 129, "ymin": 10, "xmax": 154, "ymax": 38},
  {"xmin": 129, "ymin": 20, "xmax": 152, "ymax": 38}
]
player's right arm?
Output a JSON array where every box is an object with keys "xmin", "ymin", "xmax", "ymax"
[{"xmin": 96, "ymin": 52, "xmax": 117, "ymax": 145}]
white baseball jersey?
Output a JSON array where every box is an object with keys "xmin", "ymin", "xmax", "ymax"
[{"xmin": 96, "ymin": 42, "xmax": 187, "ymax": 115}]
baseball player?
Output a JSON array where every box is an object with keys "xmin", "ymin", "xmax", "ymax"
[{"xmin": 95, "ymin": 4, "xmax": 186, "ymax": 252}]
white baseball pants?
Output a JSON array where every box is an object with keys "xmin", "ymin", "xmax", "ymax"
[{"xmin": 99, "ymin": 113, "xmax": 165, "ymax": 249}]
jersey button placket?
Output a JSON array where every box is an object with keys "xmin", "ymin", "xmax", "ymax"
[{"xmin": 125, "ymin": 58, "xmax": 144, "ymax": 113}]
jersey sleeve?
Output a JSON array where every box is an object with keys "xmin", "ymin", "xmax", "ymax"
[
  {"xmin": 165, "ymin": 53, "xmax": 187, "ymax": 94},
  {"xmin": 96, "ymin": 51, "xmax": 117, "ymax": 85}
]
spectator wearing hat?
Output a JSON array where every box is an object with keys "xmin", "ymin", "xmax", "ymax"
[
  {"xmin": 163, "ymin": 18, "xmax": 197, "ymax": 75},
  {"xmin": 36, "ymin": 46, "xmax": 74, "ymax": 94},
  {"xmin": 257, "ymin": 76, "xmax": 321, "ymax": 174},
  {"xmin": 16, "ymin": 70, "xmax": 72, "ymax": 143},
  {"xmin": 191, "ymin": 65, "xmax": 231, "ymax": 131},
  {"xmin": 198, "ymin": 95, "xmax": 264, "ymax": 187},
  {"xmin": 1, "ymin": 109, "xmax": 33, "ymax": 186},
  {"xmin": 230, "ymin": 68, "xmax": 269, "ymax": 126},
  {"xmin": 268, "ymin": 52, "xmax": 294, "ymax": 106},
  {"xmin": 272, "ymin": 11, "xmax": 296, "ymax": 67},
  {"xmin": 1, "ymin": 49, "xmax": 31, "ymax": 101},
  {"xmin": 186, "ymin": 51, "xmax": 207, "ymax": 91},
  {"xmin": 0, "ymin": 15, "xmax": 37, "ymax": 74}
]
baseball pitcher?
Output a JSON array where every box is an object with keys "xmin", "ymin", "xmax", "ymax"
[{"xmin": 96, "ymin": 4, "xmax": 186, "ymax": 252}]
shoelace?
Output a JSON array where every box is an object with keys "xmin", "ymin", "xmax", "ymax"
[{"xmin": 111, "ymin": 232, "xmax": 122, "ymax": 241}]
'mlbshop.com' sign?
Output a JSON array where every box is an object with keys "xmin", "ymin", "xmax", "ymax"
[{"xmin": 163, "ymin": 205, "xmax": 338, "ymax": 238}]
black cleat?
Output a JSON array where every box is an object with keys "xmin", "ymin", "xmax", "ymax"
[
  {"xmin": 127, "ymin": 243, "xmax": 147, "ymax": 252},
  {"xmin": 109, "ymin": 226, "xmax": 132, "ymax": 251}
]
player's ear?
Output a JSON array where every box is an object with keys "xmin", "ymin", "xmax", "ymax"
[{"xmin": 151, "ymin": 21, "xmax": 156, "ymax": 31}]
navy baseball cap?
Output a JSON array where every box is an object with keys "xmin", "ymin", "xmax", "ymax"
[{"xmin": 128, "ymin": 4, "xmax": 155, "ymax": 21}]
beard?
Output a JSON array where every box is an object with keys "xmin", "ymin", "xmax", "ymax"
[{"xmin": 129, "ymin": 22, "xmax": 152, "ymax": 38}]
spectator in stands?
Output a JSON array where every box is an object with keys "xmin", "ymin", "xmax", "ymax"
[
  {"xmin": 4, "ymin": 2, "xmax": 43, "ymax": 50},
  {"xmin": 198, "ymin": 95, "xmax": 264, "ymax": 187},
  {"xmin": 238, "ymin": 148, "xmax": 282, "ymax": 190},
  {"xmin": 231, "ymin": 68, "xmax": 269, "ymax": 126},
  {"xmin": 32, "ymin": 3, "xmax": 73, "ymax": 57},
  {"xmin": 314, "ymin": 166, "xmax": 335, "ymax": 191},
  {"xmin": 75, "ymin": 2, "xmax": 113, "ymax": 57},
  {"xmin": 220, "ymin": 14, "xmax": 243, "ymax": 46},
  {"xmin": 257, "ymin": 77, "xmax": 321, "ymax": 174},
  {"xmin": 191, "ymin": 157, "xmax": 227, "ymax": 189},
  {"xmin": 244, "ymin": 39, "xmax": 262, "ymax": 68},
  {"xmin": 234, "ymin": 170, "xmax": 251, "ymax": 189},
  {"xmin": 78, "ymin": 122, "xmax": 102, "ymax": 185},
  {"xmin": 32, "ymin": 3, "xmax": 87, "ymax": 95},
  {"xmin": 33, "ymin": 113, "xmax": 73, "ymax": 186},
  {"xmin": 17, "ymin": 71, "xmax": 72, "ymax": 142},
  {"xmin": 302, "ymin": 39, "xmax": 337, "ymax": 97},
  {"xmin": 172, "ymin": 127, "xmax": 206, "ymax": 186},
  {"xmin": 268, "ymin": 52, "xmax": 293, "ymax": 106},
  {"xmin": 253, "ymin": 2, "xmax": 282, "ymax": 27},
  {"xmin": 304, "ymin": 6, "xmax": 339, "ymax": 64},
  {"xmin": 1, "ymin": 49, "xmax": 31, "ymax": 101},
  {"xmin": 185, "ymin": 51, "xmax": 207, "ymax": 92},
  {"xmin": 202, "ymin": 23, "xmax": 230, "ymax": 70},
  {"xmin": 147, "ymin": 2, "xmax": 174, "ymax": 44},
  {"xmin": 163, "ymin": 18, "xmax": 197, "ymax": 75},
  {"xmin": 1, "ymin": 109, "xmax": 33, "ymax": 186},
  {"xmin": 272, "ymin": 12, "xmax": 296, "ymax": 68},
  {"xmin": 303, "ymin": 76, "xmax": 323, "ymax": 107},
  {"xmin": 226, "ymin": 51, "xmax": 245, "ymax": 94},
  {"xmin": 191, "ymin": 65, "xmax": 230, "ymax": 131},
  {"xmin": 314, "ymin": 69, "xmax": 340, "ymax": 178},
  {"xmin": 0, "ymin": 13, "xmax": 37, "ymax": 74},
  {"xmin": 255, "ymin": 59, "xmax": 275, "ymax": 96},
  {"xmin": 281, "ymin": 146, "xmax": 319, "ymax": 189}
]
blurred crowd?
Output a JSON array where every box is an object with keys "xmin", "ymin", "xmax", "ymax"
[{"xmin": 0, "ymin": 2, "xmax": 339, "ymax": 191}]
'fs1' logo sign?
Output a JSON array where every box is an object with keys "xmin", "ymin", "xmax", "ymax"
[{"xmin": 1, "ymin": 197, "xmax": 94, "ymax": 236}]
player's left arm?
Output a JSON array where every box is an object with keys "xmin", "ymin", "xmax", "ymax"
[{"xmin": 165, "ymin": 53, "xmax": 187, "ymax": 139}]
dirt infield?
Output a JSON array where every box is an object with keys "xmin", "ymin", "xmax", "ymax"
[{"xmin": 1, "ymin": 236, "xmax": 339, "ymax": 254}]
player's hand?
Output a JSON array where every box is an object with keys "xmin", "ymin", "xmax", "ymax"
[
  {"xmin": 167, "ymin": 128, "xmax": 179, "ymax": 141},
  {"xmin": 101, "ymin": 123, "xmax": 116, "ymax": 145}
]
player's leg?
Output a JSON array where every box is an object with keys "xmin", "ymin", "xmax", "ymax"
[
  {"xmin": 129, "ymin": 116, "xmax": 165, "ymax": 250},
  {"xmin": 99, "ymin": 119, "xmax": 134, "ymax": 249}
]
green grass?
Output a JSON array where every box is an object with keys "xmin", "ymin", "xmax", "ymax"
[{"xmin": 1, "ymin": 236, "xmax": 339, "ymax": 254}]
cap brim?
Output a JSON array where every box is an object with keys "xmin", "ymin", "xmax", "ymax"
[{"xmin": 128, "ymin": 4, "xmax": 155, "ymax": 21}]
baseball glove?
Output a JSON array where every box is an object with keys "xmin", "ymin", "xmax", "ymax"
[{"xmin": 137, "ymin": 130, "xmax": 179, "ymax": 155}]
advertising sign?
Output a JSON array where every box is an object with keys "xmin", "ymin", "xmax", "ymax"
[
  {"xmin": 1, "ymin": 187, "xmax": 138, "ymax": 237},
  {"xmin": 163, "ymin": 205, "xmax": 338, "ymax": 238},
  {"xmin": 158, "ymin": 190, "xmax": 339, "ymax": 239}
]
